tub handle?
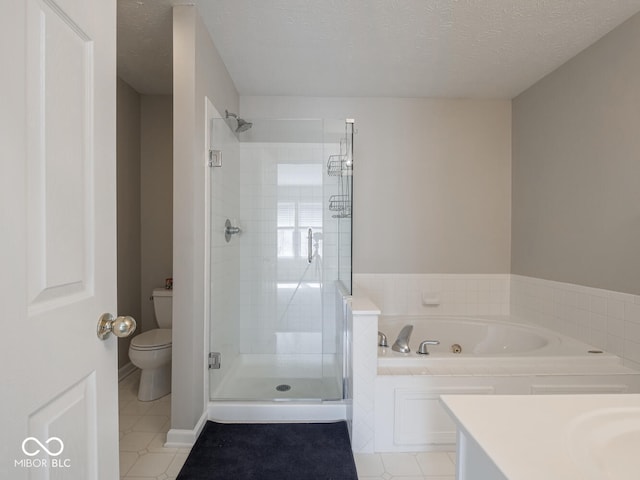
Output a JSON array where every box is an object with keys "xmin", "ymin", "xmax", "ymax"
[
  {"xmin": 378, "ymin": 331, "xmax": 389, "ymax": 347},
  {"xmin": 417, "ymin": 340, "xmax": 440, "ymax": 355}
]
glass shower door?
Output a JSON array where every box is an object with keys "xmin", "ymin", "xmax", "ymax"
[
  {"xmin": 273, "ymin": 141, "xmax": 328, "ymax": 399},
  {"xmin": 208, "ymin": 117, "xmax": 352, "ymax": 402}
]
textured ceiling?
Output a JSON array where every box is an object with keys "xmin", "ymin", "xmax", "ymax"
[
  {"xmin": 117, "ymin": 0, "xmax": 175, "ymax": 94},
  {"xmin": 118, "ymin": 0, "xmax": 640, "ymax": 98}
]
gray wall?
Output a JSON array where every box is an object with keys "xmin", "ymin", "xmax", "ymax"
[
  {"xmin": 140, "ymin": 95, "xmax": 173, "ymax": 331},
  {"xmin": 512, "ymin": 12, "xmax": 640, "ymax": 295},
  {"xmin": 241, "ymin": 96, "xmax": 512, "ymax": 275},
  {"xmin": 172, "ymin": 5, "xmax": 239, "ymax": 432},
  {"xmin": 116, "ymin": 81, "xmax": 173, "ymax": 369},
  {"xmin": 116, "ymin": 78, "xmax": 141, "ymax": 369}
]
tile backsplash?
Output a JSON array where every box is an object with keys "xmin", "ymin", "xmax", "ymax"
[
  {"xmin": 353, "ymin": 273, "xmax": 510, "ymax": 317},
  {"xmin": 511, "ymin": 275, "xmax": 640, "ymax": 370}
]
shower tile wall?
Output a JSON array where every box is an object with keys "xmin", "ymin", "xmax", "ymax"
[{"xmin": 239, "ymin": 142, "xmax": 342, "ymax": 354}]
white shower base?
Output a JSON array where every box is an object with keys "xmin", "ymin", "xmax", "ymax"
[
  {"xmin": 211, "ymin": 353, "xmax": 343, "ymax": 401},
  {"xmin": 209, "ymin": 353, "xmax": 346, "ymax": 422}
]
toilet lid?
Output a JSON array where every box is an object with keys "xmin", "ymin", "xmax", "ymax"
[{"xmin": 130, "ymin": 329, "xmax": 172, "ymax": 350}]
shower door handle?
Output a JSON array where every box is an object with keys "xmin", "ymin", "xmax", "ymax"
[{"xmin": 307, "ymin": 228, "xmax": 313, "ymax": 264}]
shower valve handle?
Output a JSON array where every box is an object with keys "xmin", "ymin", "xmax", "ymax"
[{"xmin": 225, "ymin": 219, "xmax": 242, "ymax": 242}]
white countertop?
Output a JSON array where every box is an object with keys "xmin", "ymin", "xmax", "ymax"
[{"xmin": 441, "ymin": 394, "xmax": 640, "ymax": 480}]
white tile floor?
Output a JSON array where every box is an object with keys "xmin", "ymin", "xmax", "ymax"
[
  {"xmin": 118, "ymin": 370, "xmax": 457, "ymax": 479},
  {"xmin": 354, "ymin": 451, "xmax": 456, "ymax": 480},
  {"xmin": 118, "ymin": 371, "xmax": 189, "ymax": 479}
]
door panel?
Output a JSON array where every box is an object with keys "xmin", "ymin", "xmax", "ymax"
[
  {"xmin": 27, "ymin": 374, "xmax": 98, "ymax": 479},
  {"xmin": 1, "ymin": 0, "xmax": 119, "ymax": 479},
  {"xmin": 27, "ymin": 0, "xmax": 94, "ymax": 308}
]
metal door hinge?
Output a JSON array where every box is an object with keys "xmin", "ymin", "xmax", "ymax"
[
  {"xmin": 208, "ymin": 352, "xmax": 221, "ymax": 369},
  {"xmin": 208, "ymin": 149, "xmax": 222, "ymax": 167}
]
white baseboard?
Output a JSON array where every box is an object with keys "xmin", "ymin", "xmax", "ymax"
[
  {"xmin": 165, "ymin": 410, "xmax": 208, "ymax": 448},
  {"xmin": 118, "ymin": 362, "xmax": 137, "ymax": 382}
]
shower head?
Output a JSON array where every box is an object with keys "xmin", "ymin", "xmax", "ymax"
[
  {"xmin": 236, "ymin": 118, "xmax": 253, "ymax": 132},
  {"xmin": 225, "ymin": 110, "xmax": 253, "ymax": 133}
]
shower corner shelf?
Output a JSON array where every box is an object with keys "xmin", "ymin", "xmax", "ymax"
[
  {"xmin": 327, "ymin": 155, "xmax": 352, "ymax": 177},
  {"xmin": 329, "ymin": 194, "xmax": 349, "ymax": 210},
  {"xmin": 329, "ymin": 195, "xmax": 351, "ymax": 218}
]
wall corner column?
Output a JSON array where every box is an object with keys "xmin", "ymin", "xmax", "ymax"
[{"xmin": 351, "ymin": 297, "xmax": 380, "ymax": 453}]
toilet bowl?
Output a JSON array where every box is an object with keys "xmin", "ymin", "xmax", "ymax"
[
  {"xmin": 129, "ymin": 288, "xmax": 173, "ymax": 401},
  {"xmin": 129, "ymin": 329, "xmax": 172, "ymax": 401}
]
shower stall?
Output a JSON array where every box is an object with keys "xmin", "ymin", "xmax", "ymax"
[{"xmin": 207, "ymin": 115, "xmax": 354, "ymax": 405}]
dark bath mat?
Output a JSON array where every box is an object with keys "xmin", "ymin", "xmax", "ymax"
[{"xmin": 176, "ymin": 420, "xmax": 358, "ymax": 480}]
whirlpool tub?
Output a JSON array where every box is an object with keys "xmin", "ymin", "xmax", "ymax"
[
  {"xmin": 378, "ymin": 315, "xmax": 595, "ymax": 364},
  {"xmin": 374, "ymin": 315, "xmax": 640, "ymax": 452}
]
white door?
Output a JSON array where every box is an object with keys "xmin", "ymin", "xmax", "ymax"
[{"xmin": 1, "ymin": 1, "xmax": 126, "ymax": 479}]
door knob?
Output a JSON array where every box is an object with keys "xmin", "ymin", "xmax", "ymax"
[{"xmin": 97, "ymin": 313, "xmax": 137, "ymax": 340}]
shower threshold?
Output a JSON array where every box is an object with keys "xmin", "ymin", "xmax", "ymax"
[{"xmin": 207, "ymin": 400, "xmax": 347, "ymax": 423}]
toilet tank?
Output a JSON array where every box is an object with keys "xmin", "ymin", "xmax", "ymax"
[{"xmin": 152, "ymin": 288, "xmax": 173, "ymax": 328}]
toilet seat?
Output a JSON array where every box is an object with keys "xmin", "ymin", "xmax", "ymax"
[{"xmin": 130, "ymin": 328, "xmax": 172, "ymax": 351}]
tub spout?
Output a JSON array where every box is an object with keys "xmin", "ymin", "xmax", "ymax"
[
  {"xmin": 378, "ymin": 331, "xmax": 389, "ymax": 347},
  {"xmin": 392, "ymin": 325, "xmax": 413, "ymax": 353}
]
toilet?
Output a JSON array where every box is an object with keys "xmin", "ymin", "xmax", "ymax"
[{"xmin": 129, "ymin": 288, "xmax": 173, "ymax": 401}]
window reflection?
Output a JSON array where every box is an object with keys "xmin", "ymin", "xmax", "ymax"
[{"xmin": 277, "ymin": 164, "xmax": 323, "ymax": 259}]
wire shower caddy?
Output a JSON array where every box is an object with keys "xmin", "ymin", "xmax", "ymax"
[{"xmin": 328, "ymin": 120, "xmax": 354, "ymax": 218}]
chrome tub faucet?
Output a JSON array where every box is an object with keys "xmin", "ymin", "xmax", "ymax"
[
  {"xmin": 392, "ymin": 325, "xmax": 414, "ymax": 353},
  {"xmin": 417, "ymin": 339, "xmax": 440, "ymax": 355},
  {"xmin": 378, "ymin": 331, "xmax": 389, "ymax": 347}
]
